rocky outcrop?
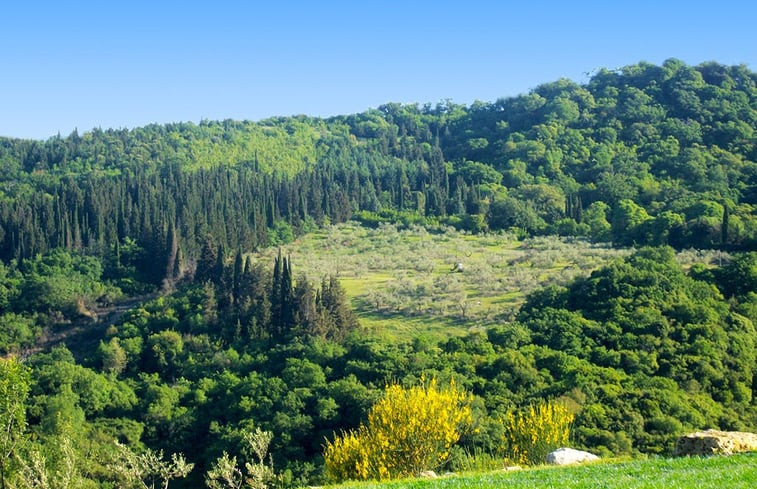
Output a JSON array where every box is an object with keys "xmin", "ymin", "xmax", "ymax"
[
  {"xmin": 674, "ymin": 430, "xmax": 757, "ymax": 456},
  {"xmin": 546, "ymin": 447, "xmax": 599, "ymax": 465}
]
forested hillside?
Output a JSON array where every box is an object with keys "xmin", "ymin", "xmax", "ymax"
[
  {"xmin": 0, "ymin": 59, "xmax": 755, "ymax": 488},
  {"xmin": 1, "ymin": 247, "xmax": 754, "ymax": 487},
  {"xmin": 0, "ymin": 59, "xmax": 755, "ymax": 274}
]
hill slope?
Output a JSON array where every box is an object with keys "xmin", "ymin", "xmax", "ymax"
[
  {"xmin": 255, "ymin": 223, "xmax": 629, "ymax": 339},
  {"xmin": 0, "ymin": 59, "xmax": 754, "ymax": 277},
  {"xmin": 1, "ymin": 59, "xmax": 756, "ymax": 488}
]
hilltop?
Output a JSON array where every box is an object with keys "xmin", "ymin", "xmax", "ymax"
[{"xmin": 0, "ymin": 59, "xmax": 754, "ymax": 271}]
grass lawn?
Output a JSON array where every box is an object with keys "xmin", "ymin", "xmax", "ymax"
[{"xmin": 328, "ymin": 453, "xmax": 756, "ymax": 489}]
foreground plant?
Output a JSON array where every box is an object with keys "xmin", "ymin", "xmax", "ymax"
[
  {"xmin": 111, "ymin": 444, "xmax": 193, "ymax": 489},
  {"xmin": 1, "ymin": 358, "xmax": 30, "ymax": 489},
  {"xmin": 324, "ymin": 377, "xmax": 472, "ymax": 481},
  {"xmin": 13, "ymin": 436, "xmax": 81, "ymax": 489},
  {"xmin": 206, "ymin": 428, "xmax": 280, "ymax": 489},
  {"xmin": 501, "ymin": 400, "xmax": 574, "ymax": 465}
]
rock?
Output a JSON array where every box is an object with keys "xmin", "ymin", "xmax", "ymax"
[
  {"xmin": 674, "ymin": 429, "xmax": 757, "ymax": 456},
  {"xmin": 419, "ymin": 470, "xmax": 437, "ymax": 478},
  {"xmin": 503, "ymin": 465, "xmax": 522, "ymax": 471},
  {"xmin": 546, "ymin": 447, "xmax": 599, "ymax": 465}
]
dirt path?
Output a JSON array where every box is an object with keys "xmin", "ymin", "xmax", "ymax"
[{"xmin": 18, "ymin": 293, "xmax": 158, "ymax": 360}]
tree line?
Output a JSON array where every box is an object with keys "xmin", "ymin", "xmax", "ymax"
[{"xmin": 0, "ymin": 59, "xmax": 754, "ymax": 283}]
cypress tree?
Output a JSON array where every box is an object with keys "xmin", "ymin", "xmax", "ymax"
[
  {"xmin": 165, "ymin": 223, "xmax": 179, "ymax": 284},
  {"xmin": 232, "ymin": 249, "xmax": 244, "ymax": 305},
  {"xmin": 196, "ymin": 236, "xmax": 218, "ymax": 284},
  {"xmin": 271, "ymin": 249, "xmax": 282, "ymax": 335},
  {"xmin": 215, "ymin": 244, "xmax": 226, "ymax": 284},
  {"xmin": 280, "ymin": 255, "xmax": 295, "ymax": 334},
  {"xmin": 722, "ymin": 202, "xmax": 729, "ymax": 245},
  {"xmin": 173, "ymin": 246, "xmax": 183, "ymax": 282}
]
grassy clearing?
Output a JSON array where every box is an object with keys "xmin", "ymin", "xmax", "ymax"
[
  {"xmin": 252, "ymin": 223, "xmax": 730, "ymax": 341},
  {"xmin": 328, "ymin": 453, "xmax": 757, "ymax": 489},
  {"xmin": 253, "ymin": 223, "xmax": 628, "ymax": 341}
]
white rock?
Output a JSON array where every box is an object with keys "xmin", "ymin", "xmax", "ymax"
[
  {"xmin": 546, "ymin": 447, "xmax": 599, "ymax": 465},
  {"xmin": 419, "ymin": 470, "xmax": 437, "ymax": 478}
]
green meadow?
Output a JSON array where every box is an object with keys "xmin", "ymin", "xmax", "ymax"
[
  {"xmin": 254, "ymin": 223, "xmax": 726, "ymax": 341},
  {"xmin": 328, "ymin": 454, "xmax": 756, "ymax": 489}
]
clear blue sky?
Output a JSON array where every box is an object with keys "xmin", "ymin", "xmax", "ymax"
[{"xmin": 2, "ymin": 0, "xmax": 755, "ymax": 140}]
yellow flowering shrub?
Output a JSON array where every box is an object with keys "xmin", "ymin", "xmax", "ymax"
[
  {"xmin": 501, "ymin": 399, "xmax": 574, "ymax": 466},
  {"xmin": 324, "ymin": 378, "xmax": 472, "ymax": 481}
]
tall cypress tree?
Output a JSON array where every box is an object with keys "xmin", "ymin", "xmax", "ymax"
[
  {"xmin": 196, "ymin": 236, "xmax": 218, "ymax": 284},
  {"xmin": 280, "ymin": 255, "xmax": 295, "ymax": 334},
  {"xmin": 270, "ymin": 249, "xmax": 282, "ymax": 335},
  {"xmin": 232, "ymin": 249, "xmax": 244, "ymax": 305},
  {"xmin": 214, "ymin": 244, "xmax": 226, "ymax": 286},
  {"xmin": 165, "ymin": 223, "xmax": 179, "ymax": 285},
  {"xmin": 722, "ymin": 202, "xmax": 730, "ymax": 245}
]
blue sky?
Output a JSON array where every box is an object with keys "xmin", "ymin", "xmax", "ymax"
[{"xmin": 2, "ymin": 0, "xmax": 755, "ymax": 140}]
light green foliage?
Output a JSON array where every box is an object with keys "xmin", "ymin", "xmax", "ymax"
[
  {"xmin": 183, "ymin": 119, "xmax": 323, "ymax": 174},
  {"xmin": 1, "ymin": 60, "xmax": 756, "ymax": 277},
  {"xmin": 268, "ymin": 221, "xmax": 295, "ymax": 246},
  {"xmin": 583, "ymin": 202, "xmax": 611, "ymax": 241},
  {"xmin": 13, "ymin": 434, "xmax": 84, "ymax": 489},
  {"xmin": 3, "ymin": 242, "xmax": 753, "ymax": 487},
  {"xmin": 611, "ymin": 200, "xmax": 651, "ymax": 245},
  {"xmin": 1, "ymin": 357, "xmax": 30, "ymax": 489},
  {"xmin": 13, "ymin": 250, "xmax": 119, "ymax": 318},
  {"xmin": 205, "ymin": 428, "xmax": 279, "ymax": 489},
  {"xmin": 0, "ymin": 249, "xmax": 122, "ymax": 354},
  {"xmin": 146, "ymin": 331, "xmax": 183, "ymax": 377},
  {"xmin": 241, "ymin": 428, "xmax": 278, "ymax": 489},
  {"xmin": 111, "ymin": 444, "xmax": 193, "ymax": 489},
  {"xmin": 29, "ymin": 346, "xmax": 137, "ymax": 420},
  {"xmin": 0, "ymin": 314, "xmax": 38, "ymax": 356},
  {"xmin": 97, "ymin": 338, "xmax": 127, "ymax": 375},
  {"xmin": 205, "ymin": 452, "xmax": 242, "ymax": 489},
  {"xmin": 455, "ymin": 161, "xmax": 502, "ymax": 185}
]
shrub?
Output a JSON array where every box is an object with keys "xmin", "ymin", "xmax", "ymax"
[
  {"xmin": 501, "ymin": 400, "xmax": 574, "ymax": 465},
  {"xmin": 205, "ymin": 427, "xmax": 280, "ymax": 489},
  {"xmin": 324, "ymin": 378, "xmax": 472, "ymax": 481},
  {"xmin": 322, "ymin": 427, "xmax": 372, "ymax": 482}
]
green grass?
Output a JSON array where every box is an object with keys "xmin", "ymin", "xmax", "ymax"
[
  {"xmin": 252, "ymin": 223, "xmax": 726, "ymax": 342},
  {"xmin": 251, "ymin": 223, "xmax": 628, "ymax": 341},
  {"xmin": 327, "ymin": 454, "xmax": 757, "ymax": 489}
]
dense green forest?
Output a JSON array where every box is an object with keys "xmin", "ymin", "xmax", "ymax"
[
  {"xmin": 1, "ymin": 59, "xmax": 755, "ymax": 269},
  {"xmin": 0, "ymin": 59, "xmax": 755, "ymax": 488},
  {"xmin": 1, "ymin": 247, "xmax": 754, "ymax": 487}
]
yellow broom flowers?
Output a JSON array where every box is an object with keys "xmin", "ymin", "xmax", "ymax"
[
  {"xmin": 324, "ymin": 377, "xmax": 472, "ymax": 481},
  {"xmin": 501, "ymin": 400, "xmax": 574, "ymax": 466}
]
